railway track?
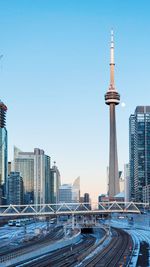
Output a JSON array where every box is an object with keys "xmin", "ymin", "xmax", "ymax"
[
  {"xmin": 83, "ymin": 228, "xmax": 133, "ymax": 267},
  {"xmin": 1, "ymin": 227, "xmax": 133, "ymax": 267},
  {"xmin": 13, "ymin": 235, "xmax": 96, "ymax": 267},
  {"xmin": 0, "ymin": 226, "xmax": 64, "ymax": 263},
  {"xmin": 126, "ymin": 229, "xmax": 150, "ymax": 266}
]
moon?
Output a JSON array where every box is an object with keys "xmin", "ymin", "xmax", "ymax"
[{"xmin": 121, "ymin": 102, "xmax": 126, "ymax": 108}]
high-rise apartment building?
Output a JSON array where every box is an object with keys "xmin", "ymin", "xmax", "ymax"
[
  {"xmin": 129, "ymin": 106, "xmax": 150, "ymax": 202},
  {"xmin": 7, "ymin": 172, "xmax": 24, "ymax": 205},
  {"xmin": 0, "ymin": 100, "xmax": 8, "ymax": 203},
  {"xmin": 105, "ymin": 31, "xmax": 120, "ymax": 197}
]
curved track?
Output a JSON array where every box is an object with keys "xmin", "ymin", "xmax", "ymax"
[
  {"xmin": 11, "ymin": 228, "xmax": 132, "ymax": 267},
  {"xmin": 83, "ymin": 228, "xmax": 133, "ymax": 267}
]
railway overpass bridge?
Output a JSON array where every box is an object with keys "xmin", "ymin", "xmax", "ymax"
[{"xmin": 0, "ymin": 201, "xmax": 149, "ymax": 217}]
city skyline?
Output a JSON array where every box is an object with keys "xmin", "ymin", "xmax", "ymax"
[{"xmin": 1, "ymin": 1, "xmax": 150, "ymax": 201}]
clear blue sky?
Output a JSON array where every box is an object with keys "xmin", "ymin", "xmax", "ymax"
[{"xmin": 0, "ymin": 0, "xmax": 150, "ymax": 201}]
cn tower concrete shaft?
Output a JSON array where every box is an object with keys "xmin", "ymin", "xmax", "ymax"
[
  {"xmin": 109, "ymin": 103, "xmax": 119, "ymax": 196},
  {"xmin": 105, "ymin": 30, "xmax": 120, "ymax": 197}
]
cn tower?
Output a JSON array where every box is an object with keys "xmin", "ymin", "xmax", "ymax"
[{"xmin": 105, "ymin": 30, "xmax": 120, "ymax": 197}]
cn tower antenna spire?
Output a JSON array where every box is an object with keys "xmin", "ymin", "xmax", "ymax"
[{"xmin": 110, "ymin": 29, "xmax": 115, "ymax": 89}]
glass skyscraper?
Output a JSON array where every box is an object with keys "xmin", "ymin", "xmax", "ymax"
[
  {"xmin": 14, "ymin": 147, "xmax": 51, "ymax": 205},
  {"xmin": 129, "ymin": 106, "xmax": 150, "ymax": 202},
  {"xmin": 0, "ymin": 100, "xmax": 7, "ymax": 204},
  {"xmin": 14, "ymin": 147, "xmax": 34, "ymax": 204}
]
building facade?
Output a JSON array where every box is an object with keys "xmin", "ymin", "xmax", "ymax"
[
  {"xmin": 119, "ymin": 171, "xmax": 124, "ymax": 193},
  {"xmin": 8, "ymin": 162, "xmax": 11, "ymax": 176},
  {"xmin": 0, "ymin": 101, "xmax": 8, "ymax": 204},
  {"xmin": 124, "ymin": 163, "xmax": 130, "ymax": 202},
  {"xmin": 143, "ymin": 185, "xmax": 150, "ymax": 205},
  {"xmin": 129, "ymin": 114, "xmax": 135, "ymax": 201},
  {"xmin": 84, "ymin": 193, "xmax": 90, "ymax": 203},
  {"xmin": 34, "ymin": 148, "xmax": 46, "ymax": 206},
  {"xmin": 59, "ymin": 184, "xmax": 72, "ymax": 203},
  {"xmin": 14, "ymin": 147, "xmax": 34, "ymax": 204},
  {"xmin": 129, "ymin": 106, "xmax": 150, "ymax": 202},
  {"xmin": 50, "ymin": 163, "xmax": 61, "ymax": 203},
  {"xmin": 14, "ymin": 147, "xmax": 51, "ymax": 205},
  {"xmin": 84, "ymin": 193, "xmax": 91, "ymax": 209},
  {"xmin": 45, "ymin": 155, "xmax": 51, "ymax": 204},
  {"xmin": 7, "ymin": 172, "xmax": 24, "ymax": 205},
  {"xmin": 72, "ymin": 177, "xmax": 80, "ymax": 202}
]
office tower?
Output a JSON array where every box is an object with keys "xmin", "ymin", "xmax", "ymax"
[
  {"xmin": 59, "ymin": 184, "xmax": 72, "ymax": 203},
  {"xmin": 7, "ymin": 172, "xmax": 24, "ymax": 205},
  {"xmin": 129, "ymin": 106, "xmax": 150, "ymax": 202},
  {"xmin": 0, "ymin": 100, "xmax": 7, "ymax": 203},
  {"xmin": 124, "ymin": 163, "xmax": 130, "ymax": 202},
  {"xmin": 50, "ymin": 163, "xmax": 61, "ymax": 203},
  {"xmin": 14, "ymin": 147, "xmax": 34, "ymax": 204},
  {"xmin": 14, "ymin": 147, "xmax": 51, "ymax": 205},
  {"xmin": 72, "ymin": 177, "xmax": 80, "ymax": 202},
  {"xmin": 105, "ymin": 31, "xmax": 120, "ymax": 197},
  {"xmin": 34, "ymin": 148, "xmax": 50, "ymax": 206}
]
